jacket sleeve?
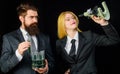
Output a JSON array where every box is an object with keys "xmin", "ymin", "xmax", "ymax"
[
  {"xmin": 0, "ymin": 35, "xmax": 19, "ymax": 73},
  {"xmin": 94, "ymin": 24, "xmax": 120, "ymax": 46}
]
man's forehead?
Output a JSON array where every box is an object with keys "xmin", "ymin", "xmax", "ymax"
[{"xmin": 26, "ymin": 10, "xmax": 38, "ymax": 16}]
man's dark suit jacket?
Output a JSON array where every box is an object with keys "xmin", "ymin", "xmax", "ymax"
[
  {"xmin": 56, "ymin": 24, "xmax": 120, "ymax": 74},
  {"xmin": 0, "ymin": 29, "xmax": 55, "ymax": 74}
]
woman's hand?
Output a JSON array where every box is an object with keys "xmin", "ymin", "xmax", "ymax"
[{"xmin": 91, "ymin": 15, "xmax": 109, "ymax": 26}]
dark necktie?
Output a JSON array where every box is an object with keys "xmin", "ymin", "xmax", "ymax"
[{"xmin": 69, "ymin": 39, "xmax": 76, "ymax": 60}]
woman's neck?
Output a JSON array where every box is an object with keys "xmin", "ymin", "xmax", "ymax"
[{"xmin": 67, "ymin": 30, "xmax": 77, "ymax": 38}]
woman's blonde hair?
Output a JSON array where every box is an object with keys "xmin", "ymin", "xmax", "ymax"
[{"xmin": 57, "ymin": 11, "xmax": 81, "ymax": 39}]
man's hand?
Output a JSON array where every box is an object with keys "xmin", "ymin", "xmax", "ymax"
[
  {"xmin": 64, "ymin": 69, "xmax": 70, "ymax": 74},
  {"xmin": 33, "ymin": 59, "xmax": 48, "ymax": 74},
  {"xmin": 17, "ymin": 41, "xmax": 31, "ymax": 55}
]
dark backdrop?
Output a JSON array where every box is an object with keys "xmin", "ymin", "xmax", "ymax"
[{"xmin": 0, "ymin": 0, "xmax": 120, "ymax": 74}]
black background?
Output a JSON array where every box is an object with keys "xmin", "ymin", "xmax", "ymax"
[{"xmin": 0, "ymin": 0, "xmax": 120, "ymax": 74}]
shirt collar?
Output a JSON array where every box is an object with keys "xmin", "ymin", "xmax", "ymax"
[
  {"xmin": 20, "ymin": 27, "xmax": 28, "ymax": 35},
  {"xmin": 67, "ymin": 31, "xmax": 79, "ymax": 43}
]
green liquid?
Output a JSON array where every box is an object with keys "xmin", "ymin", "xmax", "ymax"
[{"xmin": 32, "ymin": 60, "xmax": 45, "ymax": 68}]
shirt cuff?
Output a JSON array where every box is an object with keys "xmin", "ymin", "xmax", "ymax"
[{"xmin": 15, "ymin": 49, "xmax": 23, "ymax": 61}]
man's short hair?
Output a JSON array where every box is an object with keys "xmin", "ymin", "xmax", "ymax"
[{"xmin": 17, "ymin": 2, "xmax": 38, "ymax": 16}]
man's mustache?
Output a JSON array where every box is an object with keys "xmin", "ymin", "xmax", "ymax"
[{"xmin": 31, "ymin": 22, "xmax": 38, "ymax": 25}]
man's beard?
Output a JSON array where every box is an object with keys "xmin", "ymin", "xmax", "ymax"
[{"xmin": 25, "ymin": 23, "xmax": 39, "ymax": 36}]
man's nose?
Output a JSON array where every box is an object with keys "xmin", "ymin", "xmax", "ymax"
[{"xmin": 33, "ymin": 17, "xmax": 38, "ymax": 23}]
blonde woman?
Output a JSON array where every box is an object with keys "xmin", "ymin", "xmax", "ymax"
[{"xmin": 56, "ymin": 11, "xmax": 120, "ymax": 74}]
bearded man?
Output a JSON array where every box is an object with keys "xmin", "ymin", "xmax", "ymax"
[{"xmin": 0, "ymin": 2, "xmax": 55, "ymax": 74}]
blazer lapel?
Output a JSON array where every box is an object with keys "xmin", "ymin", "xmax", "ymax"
[
  {"xmin": 16, "ymin": 29, "xmax": 25, "ymax": 42},
  {"xmin": 60, "ymin": 37, "xmax": 76, "ymax": 63},
  {"xmin": 75, "ymin": 32, "xmax": 86, "ymax": 61},
  {"xmin": 36, "ymin": 34, "xmax": 46, "ymax": 52},
  {"xmin": 36, "ymin": 34, "xmax": 41, "ymax": 51}
]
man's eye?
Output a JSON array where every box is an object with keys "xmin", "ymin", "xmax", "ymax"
[
  {"xmin": 30, "ymin": 16, "xmax": 34, "ymax": 18},
  {"xmin": 29, "ymin": 16, "xmax": 38, "ymax": 19}
]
